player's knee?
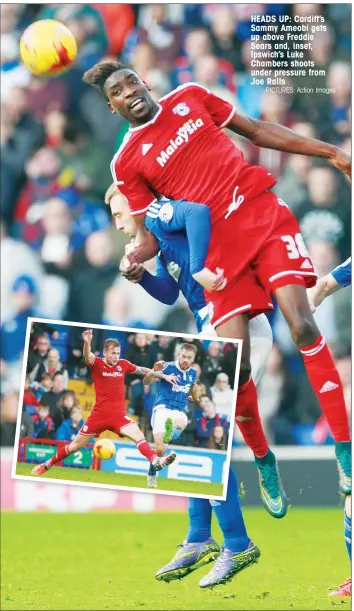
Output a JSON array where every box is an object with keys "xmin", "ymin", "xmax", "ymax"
[{"xmin": 289, "ymin": 316, "xmax": 318, "ymax": 347}]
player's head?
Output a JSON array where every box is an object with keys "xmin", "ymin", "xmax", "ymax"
[
  {"xmin": 103, "ymin": 338, "xmax": 121, "ymax": 366},
  {"xmin": 178, "ymin": 343, "xmax": 197, "ymax": 370},
  {"xmin": 83, "ymin": 61, "xmax": 157, "ymax": 126},
  {"xmin": 105, "ymin": 184, "xmax": 136, "ymax": 237}
]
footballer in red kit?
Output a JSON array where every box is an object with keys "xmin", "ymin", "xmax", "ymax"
[
  {"xmin": 79, "ymin": 356, "xmax": 138, "ymax": 438},
  {"xmin": 83, "ymin": 62, "xmax": 351, "ymax": 495},
  {"xmin": 32, "ymin": 330, "xmax": 179, "ymax": 477}
]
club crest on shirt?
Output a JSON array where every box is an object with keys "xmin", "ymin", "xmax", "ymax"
[
  {"xmin": 116, "ymin": 365, "xmax": 122, "ymax": 371},
  {"xmin": 158, "ymin": 202, "xmax": 174, "ymax": 222},
  {"xmin": 173, "ymin": 103, "xmax": 190, "ymax": 116}
]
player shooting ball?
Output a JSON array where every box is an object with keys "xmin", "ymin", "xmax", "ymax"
[
  {"xmin": 32, "ymin": 330, "xmax": 179, "ymax": 476},
  {"xmin": 143, "ymin": 343, "xmax": 200, "ymax": 488}
]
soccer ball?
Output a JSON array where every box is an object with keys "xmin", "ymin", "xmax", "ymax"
[
  {"xmin": 19, "ymin": 19, "xmax": 77, "ymax": 76},
  {"xmin": 93, "ymin": 439, "xmax": 116, "ymax": 460}
]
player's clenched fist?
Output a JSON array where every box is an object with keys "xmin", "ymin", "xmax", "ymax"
[{"xmin": 82, "ymin": 329, "xmax": 93, "ymax": 343}]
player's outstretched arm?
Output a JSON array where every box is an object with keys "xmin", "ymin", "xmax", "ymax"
[
  {"xmin": 136, "ymin": 366, "xmax": 179, "ymax": 385},
  {"xmin": 226, "ymin": 113, "xmax": 351, "ymax": 179},
  {"xmin": 307, "ymin": 258, "xmax": 351, "ymax": 312},
  {"xmin": 82, "ymin": 330, "xmax": 95, "ymax": 364}
]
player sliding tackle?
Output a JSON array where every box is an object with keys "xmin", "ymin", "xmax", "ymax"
[
  {"xmin": 143, "ymin": 344, "xmax": 199, "ymax": 488},
  {"xmin": 32, "ymin": 330, "xmax": 178, "ymax": 476},
  {"xmin": 83, "ymin": 61, "xmax": 351, "ymax": 496}
]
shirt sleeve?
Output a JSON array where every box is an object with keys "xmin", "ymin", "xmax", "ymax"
[
  {"xmin": 331, "ymin": 257, "xmax": 351, "ymax": 287},
  {"xmin": 147, "ymin": 200, "xmax": 211, "ymax": 275},
  {"xmin": 188, "ymin": 82, "xmax": 236, "ymax": 129},
  {"xmin": 122, "ymin": 360, "xmax": 138, "ymax": 374},
  {"xmin": 111, "ymin": 152, "xmax": 157, "ymax": 217},
  {"xmin": 139, "ymin": 256, "xmax": 179, "ymax": 305}
]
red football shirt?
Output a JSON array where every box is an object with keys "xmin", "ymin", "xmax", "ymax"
[
  {"xmin": 111, "ymin": 82, "xmax": 277, "ymax": 223},
  {"xmin": 87, "ymin": 357, "xmax": 137, "ymax": 414}
]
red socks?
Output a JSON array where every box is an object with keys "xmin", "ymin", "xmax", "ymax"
[
  {"xmin": 235, "ymin": 378, "xmax": 269, "ymax": 458},
  {"xmin": 137, "ymin": 439, "xmax": 158, "ymax": 463},
  {"xmin": 46, "ymin": 444, "xmax": 71, "ymax": 467},
  {"xmin": 300, "ymin": 336, "xmax": 350, "ymax": 442}
]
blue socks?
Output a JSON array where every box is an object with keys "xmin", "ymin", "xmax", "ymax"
[
  {"xmin": 344, "ymin": 507, "xmax": 351, "ymax": 561},
  {"xmin": 148, "ymin": 462, "xmax": 156, "ymax": 476},
  {"xmin": 186, "ymin": 466, "xmax": 250, "ymax": 553},
  {"xmin": 211, "ymin": 466, "xmax": 250, "ymax": 553},
  {"xmin": 186, "ymin": 498, "xmax": 212, "ymax": 543}
]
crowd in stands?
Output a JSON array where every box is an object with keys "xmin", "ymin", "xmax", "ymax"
[
  {"xmin": 1, "ymin": 4, "xmax": 351, "ymax": 449},
  {"xmin": 16, "ymin": 323, "xmax": 235, "ymax": 449}
]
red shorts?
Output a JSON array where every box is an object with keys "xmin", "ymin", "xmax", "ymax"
[
  {"xmin": 205, "ymin": 269, "xmax": 274, "ymax": 329},
  {"xmin": 79, "ymin": 410, "xmax": 134, "ymax": 438},
  {"xmin": 205, "ymin": 191, "xmax": 317, "ymax": 326}
]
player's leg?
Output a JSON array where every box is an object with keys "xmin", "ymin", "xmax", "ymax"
[
  {"xmin": 218, "ymin": 311, "xmax": 287, "ymax": 517},
  {"xmin": 148, "ymin": 407, "xmax": 174, "ymax": 486},
  {"xmin": 199, "ymin": 464, "xmax": 260, "ymax": 588},
  {"xmin": 275, "ymin": 283, "xmax": 351, "ymax": 493},
  {"xmin": 121, "ymin": 420, "xmax": 176, "ymax": 472},
  {"xmin": 253, "ymin": 193, "xmax": 351, "ymax": 493},
  {"xmin": 156, "ymin": 498, "xmax": 220, "ymax": 582},
  {"xmin": 31, "ymin": 432, "xmax": 91, "ymax": 475}
]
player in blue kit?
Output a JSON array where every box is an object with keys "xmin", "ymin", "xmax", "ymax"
[
  {"xmin": 106, "ymin": 184, "xmax": 286, "ymax": 516},
  {"xmin": 144, "ymin": 343, "xmax": 198, "ymax": 487},
  {"xmin": 104, "ymin": 185, "xmax": 283, "ymax": 587},
  {"xmin": 308, "ymin": 257, "xmax": 351, "ymax": 598}
]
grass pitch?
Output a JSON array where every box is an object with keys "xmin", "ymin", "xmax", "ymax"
[
  {"xmin": 15, "ymin": 462, "xmax": 223, "ymax": 497},
  {"xmin": 1, "ymin": 509, "xmax": 350, "ymax": 611}
]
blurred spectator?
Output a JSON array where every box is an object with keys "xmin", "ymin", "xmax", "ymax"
[
  {"xmin": 125, "ymin": 333, "xmax": 150, "ymax": 416},
  {"xmin": 123, "ymin": 4, "xmax": 182, "ymax": 70},
  {"xmin": 202, "ymin": 342, "xmax": 225, "ymax": 386},
  {"xmin": 1, "ymin": 274, "xmax": 40, "ymax": 391},
  {"xmin": 208, "ymin": 424, "xmax": 228, "ymax": 450},
  {"xmin": 131, "ymin": 42, "xmax": 170, "ymax": 98},
  {"xmin": 56, "ymin": 404, "xmax": 84, "ymax": 441},
  {"xmin": 1, "ymin": 391, "xmax": 18, "ymax": 446},
  {"xmin": 194, "ymin": 54, "xmax": 237, "ymax": 106},
  {"xmin": 23, "ymin": 375, "xmax": 38, "ymax": 415},
  {"xmin": 297, "ymin": 166, "xmax": 351, "ymax": 259},
  {"xmin": 32, "ymin": 372, "xmax": 53, "ymax": 403},
  {"xmin": 196, "ymin": 396, "xmax": 229, "ymax": 448},
  {"xmin": 1, "ymin": 86, "xmax": 45, "ymax": 223},
  {"xmin": 209, "ymin": 6, "xmax": 244, "ymax": 71},
  {"xmin": 31, "ymin": 348, "xmax": 68, "ymax": 386},
  {"xmin": 40, "ymin": 372, "xmax": 66, "ymax": 421},
  {"xmin": 27, "ymin": 332, "xmax": 51, "ymax": 374},
  {"xmin": 63, "ymin": 229, "xmax": 118, "ymax": 324},
  {"xmin": 21, "ymin": 406, "xmax": 34, "ymax": 438},
  {"xmin": 94, "ymin": 4, "xmax": 135, "ymax": 55},
  {"xmin": 210, "ymin": 372, "xmax": 234, "ymax": 419},
  {"xmin": 171, "ymin": 28, "xmax": 235, "ymax": 91},
  {"xmin": 146, "ymin": 335, "xmax": 170, "ymax": 367},
  {"xmin": 31, "ymin": 404, "xmax": 55, "ymax": 439},
  {"xmin": 51, "ymin": 390, "xmax": 79, "ymax": 430}
]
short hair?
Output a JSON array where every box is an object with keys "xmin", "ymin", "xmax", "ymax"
[
  {"xmin": 180, "ymin": 343, "xmax": 197, "ymax": 355},
  {"xmin": 40, "ymin": 373, "xmax": 52, "ymax": 382},
  {"xmin": 105, "ymin": 183, "xmax": 120, "ymax": 206},
  {"xmin": 83, "ymin": 60, "xmax": 132, "ymax": 99},
  {"xmin": 104, "ymin": 338, "xmax": 120, "ymax": 351},
  {"xmin": 53, "ymin": 371, "xmax": 64, "ymax": 379}
]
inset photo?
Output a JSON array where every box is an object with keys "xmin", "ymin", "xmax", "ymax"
[{"xmin": 13, "ymin": 318, "xmax": 242, "ymax": 500}]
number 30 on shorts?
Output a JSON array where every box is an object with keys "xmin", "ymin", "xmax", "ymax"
[{"xmin": 281, "ymin": 233, "xmax": 310, "ymax": 259}]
